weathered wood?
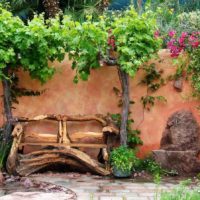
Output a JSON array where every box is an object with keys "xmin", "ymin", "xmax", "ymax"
[
  {"xmin": 17, "ymin": 114, "xmax": 107, "ymax": 126},
  {"xmin": 58, "ymin": 120, "xmax": 62, "ymax": 143},
  {"xmin": 24, "ymin": 133, "xmax": 57, "ymax": 143},
  {"xmin": 118, "ymin": 68, "xmax": 129, "ymax": 146},
  {"xmin": 23, "ymin": 132, "xmax": 104, "ymax": 143},
  {"xmin": 102, "ymin": 126, "xmax": 119, "ymax": 135},
  {"xmin": 16, "ymin": 158, "xmax": 82, "ymax": 176},
  {"xmin": 70, "ymin": 132, "xmax": 103, "ymax": 143},
  {"xmin": 102, "ymin": 148, "xmax": 109, "ymax": 170},
  {"xmin": 6, "ymin": 124, "xmax": 23, "ymax": 174},
  {"xmin": 62, "ymin": 120, "xmax": 70, "ymax": 144},
  {"xmin": 19, "ymin": 142, "xmax": 107, "ymax": 148},
  {"xmin": 102, "ymin": 148, "xmax": 108, "ymax": 161},
  {"xmin": 7, "ymin": 114, "xmax": 120, "ymax": 175},
  {"xmin": 16, "ymin": 148, "xmax": 110, "ymax": 176}
]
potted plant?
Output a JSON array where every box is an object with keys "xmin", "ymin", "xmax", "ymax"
[{"xmin": 110, "ymin": 146, "xmax": 137, "ymax": 178}]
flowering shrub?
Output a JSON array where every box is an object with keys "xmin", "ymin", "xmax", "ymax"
[
  {"xmin": 167, "ymin": 31, "xmax": 200, "ymax": 57},
  {"xmin": 165, "ymin": 29, "xmax": 200, "ymax": 96}
]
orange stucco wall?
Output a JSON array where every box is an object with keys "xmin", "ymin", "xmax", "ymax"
[{"xmin": 0, "ymin": 49, "xmax": 200, "ymax": 157}]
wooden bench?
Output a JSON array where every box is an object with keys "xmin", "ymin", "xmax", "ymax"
[{"xmin": 6, "ymin": 114, "xmax": 119, "ymax": 176}]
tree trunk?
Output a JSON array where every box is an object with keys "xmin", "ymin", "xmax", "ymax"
[
  {"xmin": 118, "ymin": 68, "xmax": 129, "ymax": 146},
  {"xmin": 2, "ymin": 67, "xmax": 13, "ymax": 143},
  {"xmin": 42, "ymin": 0, "xmax": 60, "ymax": 18}
]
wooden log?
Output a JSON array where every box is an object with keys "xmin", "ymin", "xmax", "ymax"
[
  {"xmin": 16, "ymin": 148, "xmax": 110, "ymax": 176},
  {"xmin": 6, "ymin": 124, "xmax": 23, "ymax": 174},
  {"xmin": 24, "ymin": 133, "xmax": 57, "ymax": 143},
  {"xmin": 70, "ymin": 132, "xmax": 103, "ymax": 143},
  {"xmin": 16, "ymin": 114, "xmax": 108, "ymax": 126},
  {"xmin": 23, "ymin": 132, "xmax": 104, "ymax": 143},
  {"xmin": 102, "ymin": 126, "xmax": 119, "ymax": 135},
  {"xmin": 19, "ymin": 143, "xmax": 107, "ymax": 148},
  {"xmin": 16, "ymin": 158, "xmax": 82, "ymax": 176}
]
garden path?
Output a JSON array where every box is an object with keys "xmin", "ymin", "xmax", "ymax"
[{"xmin": 30, "ymin": 173, "xmax": 182, "ymax": 200}]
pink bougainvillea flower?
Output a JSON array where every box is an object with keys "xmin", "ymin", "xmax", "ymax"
[
  {"xmin": 189, "ymin": 35, "xmax": 196, "ymax": 41},
  {"xmin": 167, "ymin": 30, "xmax": 199, "ymax": 57},
  {"xmin": 168, "ymin": 30, "xmax": 176, "ymax": 37},
  {"xmin": 167, "ymin": 39, "xmax": 176, "ymax": 48},
  {"xmin": 154, "ymin": 30, "xmax": 160, "ymax": 39},
  {"xmin": 191, "ymin": 41, "xmax": 199, "ymax": 48},
  {"xmin": 180, "ymin": 32, "xmax": 188, "ymax": 38},
  {"xmin": 178, "ymin": 37, "xmax": 185, "ymax": 46},
  {"xmin": 170, "ymin": 46, "xmax": 182, "ymax": 57}
]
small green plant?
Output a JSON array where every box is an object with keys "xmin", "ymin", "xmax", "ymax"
[
  {"xmin": 135, "ymin": 156, "xmax": 164, "ymax": 176},
  {"xmin": 127, "ymin": 120, "xmax": 143, "ymax": 148},
  {"xmin": 110, "ymin": 146, "xmax": 138, "ymax": 173},
  {"xmin": 158, "ymin": 180, "xmax": 200, "ymax": 200}
]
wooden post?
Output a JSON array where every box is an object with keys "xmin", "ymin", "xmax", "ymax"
[
  {"xmin": 6, "ymin": 123, "xmax": 23, "ymax": 174},
  {"xmin": 62, "ymin": 120, "xmax": 70, "ymax": 144},
  {"xmin": 58, "ymin": 120, "xmax": 62, "ymax": 143}
]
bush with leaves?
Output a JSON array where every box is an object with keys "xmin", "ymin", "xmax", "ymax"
[
  {"xmin": 110, "ymin": 146, "xmax": 139, "ymax": 173},
  {"xmin": 62, "ymin": 15, "xmax": 108, "ymax": 83},
  {"xmin": 63, "ymin": 7, "xmax": 161, "ymax": 82},
  {"xmin": 111, "ymin": 8, "xmax": 161, "ymax": 77},
  {"xmin": 0, "ymin": 7, "xmax": 66, "ymax": 82}
]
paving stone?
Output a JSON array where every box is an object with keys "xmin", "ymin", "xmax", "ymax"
[
  {"xmin": 0, "ymin": 192, "xmax": 74, "ymax": 200},
  {"xmin": 101, "ymin": 186, "xmax": 125, "ymax": 191},
  {"xmin": 0, "ymin": 191, "xmax": 5, "ymax": 197},
  {"xmin": 126, "ymin": 198, "xmax": 149, "ymax": 200},
  {"xmin": 115, "ymin": 193, "xmax": 139, "ymax": 197},
  {"xmin": 139, "ymin": 193, "xmax": 155, "ymax": 197},
  {"xmin": 100, "ymin": 197, "xmax": 123, "ymax": 200}
]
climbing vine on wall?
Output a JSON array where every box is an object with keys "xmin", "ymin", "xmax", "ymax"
[{"xmin": 140, "ymin": 63, "xmax": 167, "ymax": 110}]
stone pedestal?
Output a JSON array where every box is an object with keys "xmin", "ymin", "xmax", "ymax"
[
  {"xmin": 153, "ymin": 110, "xmax": 200, "ymax": 174},
  {"xmin": 153, "ymin": 150, "xmax": 200, "ymax": 174}
]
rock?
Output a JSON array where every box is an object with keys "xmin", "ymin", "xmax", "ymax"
[
  {"xmin": 153, "ymin": 150, "xmax": 200, "ymax": 174},
  {"xmin": 160, "ymin": 110, "xmax": 200, "ymax": 151},
  {"xmin": 153, "ymin": 110, "xmax": 200, "ymax": 174},
  {"xmin": 0, "ymin": 192, "xmax": 75, "ymax": 200},
  {"xmin": 22, "ymin": 178, "xmax": 34, "ymax": 188},
  {"xmin": 173, "ymin": 78, "xmax": 183, "ymax": 92}
]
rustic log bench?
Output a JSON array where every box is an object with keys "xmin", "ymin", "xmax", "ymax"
[{"xmin": 6, "ymin": 114, "xmax": 119, "ymax": 176}]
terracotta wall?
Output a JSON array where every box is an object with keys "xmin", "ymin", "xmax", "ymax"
[{"xmin": 0, "ymin": 49, "xmax": 200, "ymax": 157}]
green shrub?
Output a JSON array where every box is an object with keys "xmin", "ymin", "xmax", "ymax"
[
  {"xmin": 110, "ymin": 146, "xmax": 139, "ymax": 172},
  {"xmin": 135, "ymin": 157, "xmax": 164, "ymax": 176}
]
